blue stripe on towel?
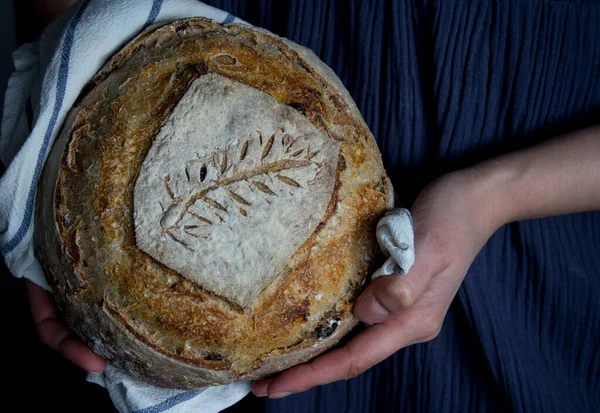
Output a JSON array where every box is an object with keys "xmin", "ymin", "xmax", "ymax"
[
  {"xmin": 223, "ymin": 13, "xmax": 235, "ymax": 23},
  {"xmin": 1, "ymin": 0, "xmax": 92, "ymax": 256},
  {"xmin": 143, "ymin": 0, "xmax": 164, "ymax": 29},
  {"xmin": 132, "ymin": 390, "xmax": 205, "ymax": 413}
]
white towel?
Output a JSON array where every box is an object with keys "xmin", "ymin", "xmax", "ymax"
[
  {"xmin": 0, "ymin": 1, "xmax": 415, "ymax": 411},
  {"xmin": 88, "ymin": 365, "xmax": 251, "ymax": 413},
  {"xmin": 372, "ymin": 208, "xmax": 415, "ymax": 279}
]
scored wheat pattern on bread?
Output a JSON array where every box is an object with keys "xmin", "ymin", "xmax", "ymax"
[
  {"xmin": 133, "ymin": 73, "xmax": 342, "ymax": 307},
  {"xmin": 158, "ymin": 129, "xmax": 325, "ymax": 251}
]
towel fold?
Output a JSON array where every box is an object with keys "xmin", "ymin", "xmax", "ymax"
[{"xmin": 372, "ymin": 209, "xmax": 415, "ymax": 279}]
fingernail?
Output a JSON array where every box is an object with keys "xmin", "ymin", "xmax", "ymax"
[
  {"xmin": 251, "ymin": 378, "xmax": 270, "ymax": 397},
  {"xmin": 360, "ymin": 295, "xmax": 389, "ymax": 318},
  {"xmin": 270, "ymin": 392, "xmax": 292, "ymax": 399},
  {"xmin": 252, "ymin": 387, "xmax": 267, "ymax": 397}
]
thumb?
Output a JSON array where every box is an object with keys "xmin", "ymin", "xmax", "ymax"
[{"xmin": 354, "ymin": 231, "xmax": 446, "ymax": 325}]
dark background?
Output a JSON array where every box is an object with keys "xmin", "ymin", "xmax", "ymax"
[
  {"xmin": 4, "ymin": 1, "xmax": 600, "ymax": 413},
  {"xmin": 0, "ymin": 1, "xmax": 261, "ymax": 411}
]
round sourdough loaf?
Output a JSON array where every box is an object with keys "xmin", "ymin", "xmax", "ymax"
[{"xmin": 35, "ymin": 18, "xmax": 393, "ymax": 389}]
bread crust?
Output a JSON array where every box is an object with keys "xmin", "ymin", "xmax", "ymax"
[{"xmin": 35, "ymin": 18, "xmax": 393, "ymax": 389}]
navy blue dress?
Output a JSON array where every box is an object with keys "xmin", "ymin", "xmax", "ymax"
[{"xmin": 212, "ymin": 1, "xmax": 600, "ymax": 411}]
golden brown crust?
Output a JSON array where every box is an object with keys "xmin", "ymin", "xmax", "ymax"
[{"xmin": 35, "ymin": 18, "xmax": 392, "ymax": 388}]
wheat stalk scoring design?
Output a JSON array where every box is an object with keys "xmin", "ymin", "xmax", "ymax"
[{"xmin": 157, "ymin": 130, "xmax": 323, "ymax": 251}]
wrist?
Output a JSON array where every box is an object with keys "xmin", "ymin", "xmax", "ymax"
[{"xmin": 459, "ymin": 157, "xmax": 521, "ymax": 232}]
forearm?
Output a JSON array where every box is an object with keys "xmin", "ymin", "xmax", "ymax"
[{"xmin": 475, "ymin": 125, "xmax": 600, "ymax": 227}]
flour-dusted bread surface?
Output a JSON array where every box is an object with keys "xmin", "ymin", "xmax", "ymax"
[
  {"xmin": 135, "ymin": 74, "xmax": 341, "ymax": 308},
  {"xmin": 35, "ymin": 18, "xmax": 393, "ymax": 389}
]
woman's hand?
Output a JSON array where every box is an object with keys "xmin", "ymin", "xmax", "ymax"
[
  {"xmin": 26, "ymin": 280, "xmax": 107, "ymax": 373},
  {"xmin": 252, "ymin": 124, "xmax": 600, "ymax": 398},
  {"xmin": 252, "ymin": 168, "xmax": 506, "ymax": 398}
]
